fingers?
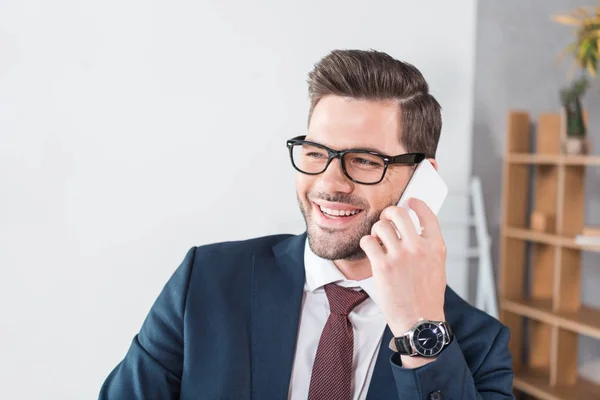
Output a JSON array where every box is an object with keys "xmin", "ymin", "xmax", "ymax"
[
  {"xmin": 370, "ymin": 219, "xmax": 401, "ymax": 253},
  {"xmin": 360, "ymin": 235, "xmax": 386, "ymax": 259},
  {"xmin": 406, "ymin": 198, "xmax": 442, "ymax": 240},
  {"xmin": 380, "ymin": 205, "xmax": 419, "ymax": 244}
]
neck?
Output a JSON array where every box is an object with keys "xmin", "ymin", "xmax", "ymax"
[{"xmin": 333, "ymin": 257, "xmax": 373, "ymax": 281}]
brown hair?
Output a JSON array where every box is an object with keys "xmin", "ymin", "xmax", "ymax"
[{"xmin": 307, "ymin": 49, "xmax": 442, "ymax": 158}]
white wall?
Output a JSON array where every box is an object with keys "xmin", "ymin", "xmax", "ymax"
[{"xmin": 0, "ymin": 0, "xmax": 477, "ymax": 398}]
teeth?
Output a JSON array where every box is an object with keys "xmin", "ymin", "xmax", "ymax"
[{"xmin": 320, "ymin": 206, "xmax": 361, "ymax": 217}]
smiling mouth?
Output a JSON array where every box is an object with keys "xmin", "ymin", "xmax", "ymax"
[{"xmin": 317, "ymin": 204, "xmax": 363, "ymax": 218}]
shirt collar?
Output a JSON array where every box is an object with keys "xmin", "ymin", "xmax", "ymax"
[{"xmin": 303, "ymin": 237, "xmax": 381, "ymax": 306}]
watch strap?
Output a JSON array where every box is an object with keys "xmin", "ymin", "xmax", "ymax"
[
  {"xmin": 393, "ymin": 335, "xmax": 414, "ymax": 356},
  {"xmin": 443, "ymin": 321, "xmax": 453, "ymax": 344}
]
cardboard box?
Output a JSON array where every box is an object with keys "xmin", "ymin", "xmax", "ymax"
[{"xmin": 530, "ymin": 210, "xmax": 556, "ymax": 233}]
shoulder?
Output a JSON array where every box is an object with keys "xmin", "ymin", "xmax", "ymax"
[{"xmin": 181, "ymin": 233, "xmax": 298, "ymax": 279}]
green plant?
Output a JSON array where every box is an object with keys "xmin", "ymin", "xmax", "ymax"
[
  {"xmin": 554, "ymin": 4, "xmax": 600, "ymax": 77},
  {"xmin": 559, "ymin": 75, "xmax": 588, "ymax": 137},
  {"xmin": 553, "ymin": 5, "xmax": 599, "ymax": 138}
]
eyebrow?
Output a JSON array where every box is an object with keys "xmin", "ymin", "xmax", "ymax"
[
  {"xmin": 323, "ymin": 141, "xmax": 386, "ymax": 154},
  {"xmin": 304, "ymin": 136, "xmax": 389, "ymax": 155},
  {"xmin": 338, "ymin": 143, "xmax": 389, "ymax": 155},
  {"xmin": 355, "ymin": 145, "xmax": 386, "ymax": 154}
]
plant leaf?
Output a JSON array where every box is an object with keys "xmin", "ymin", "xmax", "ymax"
[
  {"xmin": 587, "ymin": 61, "xmax": 597, "ymax": 76},
  {"xmin": 554, "ymin": 14, "xmax": 583, "ymax": 25}
]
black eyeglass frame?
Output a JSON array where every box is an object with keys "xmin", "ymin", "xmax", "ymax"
[{"xmin": 286, "ymin": 135, "xmax": 426, "ymax": 185}]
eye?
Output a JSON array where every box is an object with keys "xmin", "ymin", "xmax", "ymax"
[
  {"xmin": 356, "ymin": 158, "xmax": 379, "ymax": 166},
  {"xmin": 349, "ymin": 155, "xmax": 384, "ymax": 168},
  {"xmin": 305, "ymin": 151, "xmax": 327, "ymax": 159}
]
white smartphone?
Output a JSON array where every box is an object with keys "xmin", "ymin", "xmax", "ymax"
[{"xmin": 395, "ymin": 159, "xmax": 448, "ymax": 235}]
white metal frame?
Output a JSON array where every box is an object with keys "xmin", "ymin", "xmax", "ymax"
[{"xmin": 469, "ymin": 176, "xmax": 498, "ymax": 319}]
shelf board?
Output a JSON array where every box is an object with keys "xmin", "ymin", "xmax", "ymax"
[
  {"xmin": 514, "ymin": 367, "xmax": 600, "ymax": 400},
  {"xmin": 501, "ymin": 298, "xmax": 600, "ymax": 340},
  {"xmin": 503, "ymin": 227, "xmax": 600, "ymax": 252},
  {"xmin": 506, "ymin": 153, "xmax": 600, "ymax": 166}
]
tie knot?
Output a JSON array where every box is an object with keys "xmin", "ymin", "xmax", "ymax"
[{"xmin": 324, "ymin": 283, "xmax": 369, "ymax": 315}]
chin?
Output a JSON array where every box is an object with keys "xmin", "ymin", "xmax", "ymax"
[
  {"xmin": 306, "ymin": 224, "xmax": 368, "ymax": 261},
  {"xmin": 297, "ymin": 193, "xmax": 376, "ymax": 261}
]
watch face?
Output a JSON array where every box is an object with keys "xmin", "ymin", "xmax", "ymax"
[{"xmin": 412, "ymin": 322, "xmax": 445, "ymax": 356}]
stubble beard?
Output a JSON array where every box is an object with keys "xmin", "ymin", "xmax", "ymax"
[{"xmin": 297, "ymin": 193, "xmax": 384, "ymax": 261}]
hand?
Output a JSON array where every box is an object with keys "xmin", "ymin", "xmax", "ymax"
[{"xmin": 359, "ymin": 198, "xmax": 447, "ymax": 366}]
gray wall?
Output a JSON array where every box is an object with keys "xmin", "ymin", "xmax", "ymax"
[{"xmin": 473, "ymin": 0, "xmax": 600, "ymax": 378}]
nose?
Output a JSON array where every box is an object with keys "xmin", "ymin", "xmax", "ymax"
[{"xmin": 317, "ymin": 157, "xmax": 354, "ymax": 193}]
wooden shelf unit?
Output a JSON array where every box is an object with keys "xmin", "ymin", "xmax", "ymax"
[
  {"xmin": 506, "ymin": 153, "xmax": 600, "ymax": 166},
  {"xmin": 502, "ymin": 298, "xmax": 600, "ymax": 341},
  {"xmin": 499, "ymin": 111, "xmax": 600, "ymax": 400},
  {"xmin": 513, "ymin": 367, "xmax": 600, "ymax": 400},
  {"xmin": 504, "ymin": 227, "xmax": 600, "ymax": 252}
]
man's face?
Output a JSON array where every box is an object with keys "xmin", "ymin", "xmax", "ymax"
[{"xmin": 296, "ymin": 95, "xmax": 415, "ymax": 261}]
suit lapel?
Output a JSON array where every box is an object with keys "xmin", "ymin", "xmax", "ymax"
[
  {"xmin": 366, "ymin": 326, "xmax": 396, "ymax": 399},
  {"xmin": 250, "ymin": 233, "xmax": 306, "ymax": 400}
]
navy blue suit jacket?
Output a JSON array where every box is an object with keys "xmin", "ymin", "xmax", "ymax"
[{"xmin": 99, "ymin": 233, "xmax": 514, "ymax": 399}]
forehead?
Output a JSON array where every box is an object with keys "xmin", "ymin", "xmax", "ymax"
[{"xmin": 307, "ymin": 95, "xmax": 405, "ymax": 154}]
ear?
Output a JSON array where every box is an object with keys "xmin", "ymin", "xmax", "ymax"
[{"xmin": 427, "ymin": 157, "xmax": 439, "ymax": 171}]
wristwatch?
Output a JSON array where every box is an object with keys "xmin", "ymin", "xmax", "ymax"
[{"xmin": 388, "ymin": 319, "xmax": 453, "ymax": 358}]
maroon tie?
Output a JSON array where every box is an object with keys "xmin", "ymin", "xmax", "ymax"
[{"xmin": 308, "ymin": 283, "xmax": 370, "ymax": 400}]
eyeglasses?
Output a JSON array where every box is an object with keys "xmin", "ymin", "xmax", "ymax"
[{"xmin": 286, "ymin": 135, "xmax": 425, "ymax": 185}]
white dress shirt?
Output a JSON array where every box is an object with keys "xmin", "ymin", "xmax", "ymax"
[{"xmin": 288, "ymin": 239, "xmax": 388, "ymax": 400}]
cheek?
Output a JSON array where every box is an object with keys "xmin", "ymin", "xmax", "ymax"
[
  {"xmin": 366, "ymin": 188, "xmax": 398, "ymax": 211},
  {"xmin": 390, "ymin": 168, "xmax": 413, "ymax": 190},
  {"xmin": 367, "ymin": 171, "xmax": 412, "ymax": 209}
]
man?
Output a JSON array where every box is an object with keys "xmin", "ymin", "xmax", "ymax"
[{"xmin": 99, "ymin": 49, "xmax": 514, "ymax": 399}]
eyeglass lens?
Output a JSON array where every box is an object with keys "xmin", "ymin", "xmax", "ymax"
[{"xmin": 291, "ymin": 142, "xmax": 385, "ymax": 183}]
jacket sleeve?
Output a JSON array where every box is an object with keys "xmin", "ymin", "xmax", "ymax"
[
  {"xmin": 389, "ymin": 325, "xmax": 515, "ymax": 400},
  {"xmin": 98, "ymin": 247, "xmax": 196, "ymax": 400}
]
